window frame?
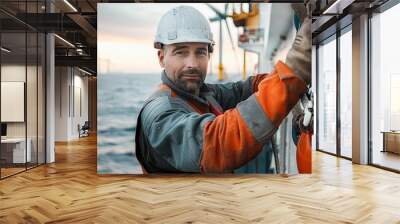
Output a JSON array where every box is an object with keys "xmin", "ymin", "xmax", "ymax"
[{"xmin": 315, "ymin": 22, "xmax": 353, "ymax": 161}]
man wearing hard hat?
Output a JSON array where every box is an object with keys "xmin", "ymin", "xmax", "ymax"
[{"xmin": 135, "ymin": 5, "xmax": 311, "ymax": 173}]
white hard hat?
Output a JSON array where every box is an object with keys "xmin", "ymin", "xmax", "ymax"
[{"xmin": 154, "ymin": 6, "xmax": 214, "ymax": 52}]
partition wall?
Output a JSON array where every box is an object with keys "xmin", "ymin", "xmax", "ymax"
[{"xmin": 0, "ymin": 0, "xmax": 46, "ymax": 179}]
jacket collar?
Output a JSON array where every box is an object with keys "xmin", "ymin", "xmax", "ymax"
[{"xmin": 161, "ymin": 70, "xmax": 210, "ymax": 107}]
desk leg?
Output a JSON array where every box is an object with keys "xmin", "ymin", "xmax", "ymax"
[{"xmin": 382, "ymin": 133, "xmax": 386, "ymax": 153}]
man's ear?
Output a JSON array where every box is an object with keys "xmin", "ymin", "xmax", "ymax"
[{"xmin": 158, "ymin": 49, "xmax": 165, "ymax": 68}]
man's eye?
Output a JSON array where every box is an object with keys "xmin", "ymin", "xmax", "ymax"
[{"xmin": 197, "ymin": 51, "xmax": 207, "ymax": 56}]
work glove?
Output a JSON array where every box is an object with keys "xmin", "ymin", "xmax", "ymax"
[
  {"xmin": 285, "ymin": 17, "xmax": 312, "ymax": 85},
  {"xmin": 292, "ymin": 0, "xmax": 315, "ymax": 21},
  {"xmin": 291, "ymin": 3, "xmax": 307, "ymax": 23}
]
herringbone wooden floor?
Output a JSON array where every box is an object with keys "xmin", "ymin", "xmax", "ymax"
[{"xmin": 1, "ymin": 135, "xmax": 400, "ymax": 223}]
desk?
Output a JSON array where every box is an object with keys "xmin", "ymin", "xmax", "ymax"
[
  {"xmin": 1, "ymin": 138, "xmax": 31, "ymax": 163},
  {"xmin": 382, "ymin": 131, "xmax": 400, "ymax": 154}
]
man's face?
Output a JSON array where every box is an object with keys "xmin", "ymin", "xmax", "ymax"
[{"xmin": 158, "ymin": 42, "xmax": 209, "ymax": 96}]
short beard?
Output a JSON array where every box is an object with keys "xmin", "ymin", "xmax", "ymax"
[{"xmin": 175, "ymin": 68, "xmax": 205, "ymax": 95}]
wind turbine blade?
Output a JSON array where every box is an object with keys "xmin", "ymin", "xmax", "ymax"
[
  {"xmin": 209, "ymin": 16, "xmax": 222, "ymax": 22},
  {"xmin": 206, "ymin": 3, "xmax": 225, "ymax": 18}
]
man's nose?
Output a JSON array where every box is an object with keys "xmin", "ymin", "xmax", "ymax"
[{"xmin": 185, "ymin": 53, "xmax": 199, "ymax": 69}]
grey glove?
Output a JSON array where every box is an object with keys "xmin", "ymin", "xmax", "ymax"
[
  {"xmin": 285, "ymin": 17, "xmax": 311, "ymax": 85},
  {"xmin": 292, "ymin": 0, "xmax": 315, "ymax": 21},
  {"xmin": 291, "ymin": 3, "xmax": 307, "ymax": 22}
]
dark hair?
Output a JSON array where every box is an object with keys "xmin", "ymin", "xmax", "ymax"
[{"xmin": 158, "ymin": 43, "xmax": 214, "ymax": 54}]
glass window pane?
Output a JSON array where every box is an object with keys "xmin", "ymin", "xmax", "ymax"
[
  {"xmin": 318, "ymin": 37, "xmax": 337, "ymax": 154},
  {"xmin": 1, "ymin": 30, "xmax": 27, "ymax": 177},
  {"xmin": 340, "ymin": 29, "xmax": 352, "ymax": 158},
  {"xmin": 371, "ymin": 3, "xmax": 400, "ymax": 171},
  {"xmin": 1, "ymin": 1, "xmax": 46, "ymax": 179}
]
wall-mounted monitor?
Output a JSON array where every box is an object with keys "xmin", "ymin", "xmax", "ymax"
[
  {"xmin": 1, "ymin": 82, "xmax": 25, "ymax": 122},
  {"xmin": 1, "ymin": 123, "xmax": 7, "ymax": 137}
]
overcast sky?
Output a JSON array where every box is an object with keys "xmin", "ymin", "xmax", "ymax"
[{"xmin": 97, "ymin": 3, "xmax": 258, "ymax": 75}]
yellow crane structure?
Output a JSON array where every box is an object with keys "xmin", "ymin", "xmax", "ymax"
[
  {"xmin": 232, "ymin": 3, "xmax": 260, "ymax": 80},
  {"xmin": 207, "ymin": 3, "xmax": 260, "ymax": 81}
]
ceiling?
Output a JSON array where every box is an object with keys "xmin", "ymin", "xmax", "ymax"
[
  {"xmin": 1, "ymin": 0, "xmax": 393, "ymax": 75},
  {"xmin": 0, "ymin": 0, "xmax": 99, "ymax": 74}
]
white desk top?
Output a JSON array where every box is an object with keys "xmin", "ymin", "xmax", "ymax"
[{"xmin": 1, "ymin": 138, "xmax": 28, "ymax": 143}]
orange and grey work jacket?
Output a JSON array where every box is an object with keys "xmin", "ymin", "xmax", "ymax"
[{"xmin": 135, "ymin": 61, "xmax": 307, "ymax": 173}]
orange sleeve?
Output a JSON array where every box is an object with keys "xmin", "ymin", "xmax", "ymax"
[{"xmin": 200, "ymin": 61, "xmax": 307, "ymax": 173}]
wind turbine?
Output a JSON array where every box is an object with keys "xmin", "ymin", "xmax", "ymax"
[{"xmin": 206, "ymin": 3, "xmax": 239, "ymax": 81}]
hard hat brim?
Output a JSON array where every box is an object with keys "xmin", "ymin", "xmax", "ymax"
[{"xmin": 156, "ymin": 39, "xmax": 213, "ymax": 47}]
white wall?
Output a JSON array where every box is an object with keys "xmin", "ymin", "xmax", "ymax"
[
  {"xmin": 72, "ymin": 72, "xmax": 89, "ymax": 138},
  {"xmin": 55, "ymin": 66, "xmax": 69, "ymax": 141},
  {"xmin": 1, "ymin": 65, "xmax": 37, "ymax": 138},
  {"xmin": 1, "ymin": 63, "xmax": 46, "ymax": 164},
  {"xmin": 1, "ymin": 65, "xmax": 26, "ymax": 143},
  {"xmin": 55, "ymin": 67, "xmax": 89, "ymax": 141}
]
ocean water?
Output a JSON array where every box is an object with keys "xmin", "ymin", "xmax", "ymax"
[
  {"xmin": 97, "ymin": 73, "xmax": 160, "ymax": 174},
  {"xmin": 97, "ymin": 72, "xmax": 242, "ymax": 174}
]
